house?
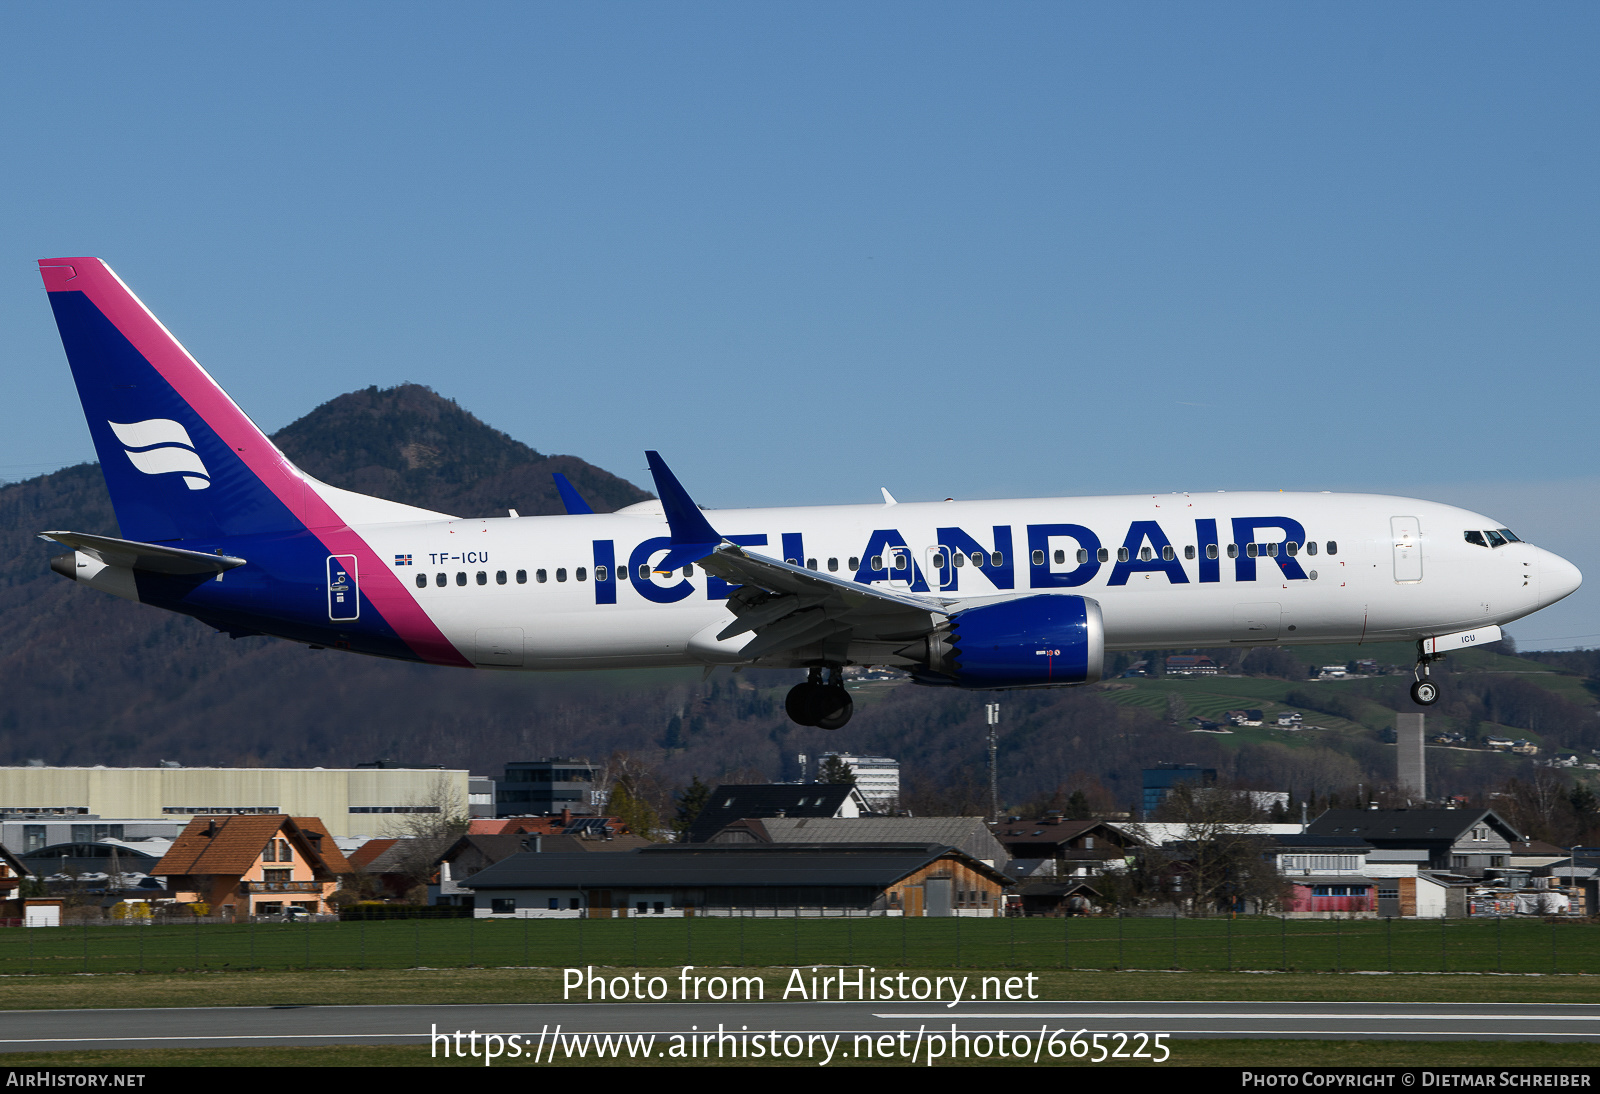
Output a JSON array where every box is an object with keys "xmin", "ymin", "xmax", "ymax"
[
  {"xmin": 459, "ymin": 842, "xmax": 1012, "ymax": 918},
  {"xmin": 1164, "ymin": 655, "xmax": 1219, "ymax": 676},
  {"xmin": 152, "ymin": 815, "xmax": 351, "ymax": 918},
  {"xmin": 0, "ymin": 843, "xmax": 30, "ymax": 920},
  {"xmin": 1270, "ymin": 835, "xmax": 1376, "ymax": 917},
  {"xmin": 686, "ymin": 783, "xmax": 873, "ymax": 843},
  {"xmin": 433, "ymin": 830, "xmax": 652, "ymax": 905},
  {"xmin": 991, "ymin": 818, "xmax": 1140, "ymax": 883},
  {"xmin": 705, "ymin": 816, "xmax": 1007, "ymax": 867},
  {"xmin": 1305, "ymin": 809, "xmax": 1521, "ymax": 880}
]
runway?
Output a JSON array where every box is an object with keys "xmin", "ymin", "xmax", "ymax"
[{"xmin": 2, "ymin": 1000, "xmax": 1598, "ymax": 1054}]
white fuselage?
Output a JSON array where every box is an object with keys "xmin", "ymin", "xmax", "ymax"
[{"xmin": 352, "ymin": 491, "xmax": 1580, "ymax": 671}]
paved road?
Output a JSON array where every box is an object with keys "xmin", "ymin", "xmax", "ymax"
[{"xmin": 2, "ymin": 1001, "xmax": 1598, "ymax": 1054}]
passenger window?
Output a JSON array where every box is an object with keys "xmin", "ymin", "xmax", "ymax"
[
  {"xmin": 1139, "ymin": 546, "xmax": 1152, "ymax": 561},
  {"xmin": 577, "ymin": 567, "xmax": 588, "ymax": 581},
  {"xmin": 1162, "ymin": 545, "xmax": 1175, "ymax": 561},
  {"xmin": 932, "ymin": 553, "xmax": 946, "ymax": 569},
  {"xmin": 1053, "ymin": 549, "xmax": 1065, "ymax": 565},
  {"xmin": 1266, "ymin": 543, "xmax": 1278, "ymax": 558},
  {"xmin": 1326, "ymin": 541, "xmax": 1337, "ymax": 555},
  {"xmin": 595, "ymin": 566, "xmax": 608, "ymax": 582},
  {"xmin": 415, "ymin": 574, "xmax": 427, "ymax": 589},
  {"xmin": 1286, "ymin": 541, "xmax": 1299, "ymax": 556},
  {"xmin": 1097, "ymin": 548, "xmax": 1109, "ymax": 563},
  {"xmin": 1185, "ymin": 545, "xmax": 1195, "ymax": 560},
  {"xmin": 1206, "ymin": 544, "xmax": 1218, "ymax": 560},
  {"xmin": 807, "ymin": 558, "xmax": 818, "ymax": 570},
  {"xmin": 682, "ymin": 565, "xmax": 693, "ymax": 577},
  {"xmin": 894, "ymin": 554, "xmax": 908, "ymax": 571},
  {"xmin": 1464, "ymin": 531, "xmax": 1487, "ymax": 547},
  {"xmin": 1117, "ymin": 547, "xmax": 1129, "ymax": 563},
  {"xmin": 476, "ymin": 571, "xmax": 487, "ymax": 585},
  {"xmin": 990, "ymin": 552, "xmax": 1003, "ymax": 567},
  {"xmin": 1227, "ymin": 544, "xmax": 1239, "ymax": 558},
  {"xmin": 1077, "ymin": 549, "xmax": 1089, "ymax": 564},
  {"xmin": 516, "ymin": 569, "xmax": 527, "ymax": 584},
  {"xmin": 785, "ymin": 558, "xmax": 798, "ymax": 566},
  {"xmin": 435, "ymin": 573, "xmax": 446, "ymax": 587},
  {"xmin": 638, "ymin": 564, "xmax": 651, "ymax": 580},
  {"xmin": 1032, "ymin": 550, "xmax": 1045, "ymax": 566},
  {"xmin": 1306, "ymin": 541, "xmax": 1318, "ymax": 556},
  {"xmin": 871, "ymin": 555, "xmax": 883, "ymax": 569},
  {"xmin": 616, "ymin": 565, "xmax": 627, "ymax": 581},
  {"xmin": 496, "ymin": 570, "xmax": 507, "ymax": 584},
  {"xmin": 556, "ymin": 568, "xmax": 567, "ymax": 582},
  {"xmin": 953, "ymin": 553, "xmax": 965, "ymax": 568},
  {"xmin": 538, "ymin": 569, "xmax": 549, "ymax": 583},
  {"xmin": 827, "ymin": 558, "xmax": 839, "ymax": 572},
  {"xmin": 848, "ymin": 557, "xmax": 860, "ymax": 569},
  {"xmin": 456, "ymin": 572, "xmax": 467, "ymax": 586},
  {"xmin": 1485, "ymin": 530, "xmax": 1506, "ymax": 548},
  {"xmin": 1246, "ymin": 543, "xmax": 1258, "ymax": 558}
]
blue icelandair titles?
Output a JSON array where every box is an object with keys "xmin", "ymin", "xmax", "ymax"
[{"xmin": 35, "ymin": 257, "xmax": 1585, "ymax": 729}]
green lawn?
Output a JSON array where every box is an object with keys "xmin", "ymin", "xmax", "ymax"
[{"xmin": 4, "ymin": 915, "xmax": 1596, "ymax": 976}]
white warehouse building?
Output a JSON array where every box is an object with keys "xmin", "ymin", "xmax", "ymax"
[{"xmin": 0, "ymin": 766, "xmax": 470, "ymax": 838}]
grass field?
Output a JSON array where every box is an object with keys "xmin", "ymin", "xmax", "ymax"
[{"xmin": 4, "ymin": 915, "xmax": 1598, "ymax": 976}]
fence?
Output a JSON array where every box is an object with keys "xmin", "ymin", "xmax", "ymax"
[{"xmin": 0, "ymin": 914, "xmax": 1597, "ymax": 975}]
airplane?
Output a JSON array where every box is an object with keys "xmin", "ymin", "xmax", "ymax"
[{"xmin": 35, "ymin": 257, "xmax": 1583, "ymax": 730}]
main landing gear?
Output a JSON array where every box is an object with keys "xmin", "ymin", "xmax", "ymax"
[
  {"xmin": 1411, "ymin": 642, "xmax": 1442, "ymax": 706},
  {"xmin": 786, "ymin": 665, "xmax": 853, "ymax": 730}
]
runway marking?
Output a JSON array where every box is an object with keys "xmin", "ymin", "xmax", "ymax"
[{"xmin": 879, "ymin": 1012, "xmax": 1600, "ymax": 1022}]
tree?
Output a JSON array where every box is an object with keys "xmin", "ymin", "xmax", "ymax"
[
  {"xmin": 607, "ymin": 780, "xmax": 659, "ymax": 839},
  {"xmin": 1066, "ymin": 789, "xmax": 1092, "ymax": 821},
  {"xmin": 602, "ymin": 751, "xmax": 662, "ymax": 839},
  {"xmin": 672, "ymin": 776, "xmax": 712, "ymax": 839},
  {"xmin": 819, "ymin": 755, "xmax": 857, "ymax": 785},
  {"xmin": 1127, "ymin": 785, "xmax": 1289, "ymax": 914}
]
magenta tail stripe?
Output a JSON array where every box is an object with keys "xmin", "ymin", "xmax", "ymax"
[{"xmin": 39, "ymin": 258, "xmax": 471, "ymax": 668}]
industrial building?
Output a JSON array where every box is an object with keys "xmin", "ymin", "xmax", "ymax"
[{"xmin": 0, "ymin": 766, "xmax": 470, "ymax": 839}]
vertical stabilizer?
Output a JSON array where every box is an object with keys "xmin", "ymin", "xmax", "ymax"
[{"xmin": 40, "ymin": 258, "xmax": 310, "ymax": 542}]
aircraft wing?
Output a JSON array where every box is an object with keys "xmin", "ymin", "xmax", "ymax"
[
  {"xmin": 698, "ymin": 542, "xmax": 948, "ymax": 660},
  {"xmin": 642, "ymin": 450, "xmax": 947, "ymax": 661}
]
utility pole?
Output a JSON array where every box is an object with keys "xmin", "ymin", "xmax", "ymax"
[{"xmin": 985, "ymin": 703, "xmax": 1001, "ymax": 819}]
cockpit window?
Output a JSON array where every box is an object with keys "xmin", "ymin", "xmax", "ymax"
[
  {"xmin": 1464, "ymin": 531, "xmax": 1488, "ymax": 547},
  {"xmin": 1498, "ymin": 528, "xmax": 1521, "ymax": 543},
  {"xmin": 1484, "ymin": 530, "xmax": 1507, "ymax": 548}
]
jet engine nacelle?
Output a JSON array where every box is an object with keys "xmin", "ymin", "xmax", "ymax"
[{"xmin": 916, "ymin": 593, "xmax": 1104, "ymax": 688}]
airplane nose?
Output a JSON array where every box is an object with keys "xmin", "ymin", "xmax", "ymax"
[{"xmin": 1538, "ymin": 548, "xmax": 1582, "ymax": 607}]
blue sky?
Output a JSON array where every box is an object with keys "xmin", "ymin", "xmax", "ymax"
[{"xmin": 3, "ymin": 4, "xmax": 1597, "ymax": 646}]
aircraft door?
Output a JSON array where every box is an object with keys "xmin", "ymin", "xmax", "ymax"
[
  {"xmin": 327, "ymin": 555, "xmax": 358, "ymax": 621},
  {"xmin": 926, "ymin": 545, "xmax": 956, "ymax": 591},
  {"xmin": 1392, "ymin": 517, "xmax": 1423, "ymax": 582},
  {"xmin": 886, "ymin": 546, "xmax": 914, "ymax": 589}
]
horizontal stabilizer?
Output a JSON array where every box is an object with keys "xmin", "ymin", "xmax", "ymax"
[{"xmin": 40, "ymin": 531, "xmax": 246, "ymax": 575}]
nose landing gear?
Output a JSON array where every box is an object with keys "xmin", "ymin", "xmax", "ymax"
[
  {"xmin": 785, "ymin": 665, "xmax": 853, "ymax": 729},
  {"xmin": 1411, "ymin": 642, "xmax": 1443, "ymax": 706}
]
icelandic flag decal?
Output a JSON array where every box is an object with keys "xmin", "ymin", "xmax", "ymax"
[{"xmin": 394, "ymin": 554, "xmax": 413, "ymax": 566}]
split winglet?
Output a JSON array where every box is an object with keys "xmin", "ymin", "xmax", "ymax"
[{"xmin": 644, "ymin": 451, "xmax": 722, "ymax": 573}]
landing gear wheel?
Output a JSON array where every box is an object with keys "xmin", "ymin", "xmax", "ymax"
[
  {"xmin": 814, "ymin": 688, "xmax": 853, "ymax": 730},
  {"xmin": 785, "ymin": 683, "xmax": 823, "ymax": 726},
  {"xmin": 1410, "ymin": 680, "xmax": 1439, "ymax": 706}
]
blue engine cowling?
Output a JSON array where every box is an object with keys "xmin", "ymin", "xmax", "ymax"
[{"xmin": 915, "ymin": 593, "xmax": 1104, "ymax": 689}]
